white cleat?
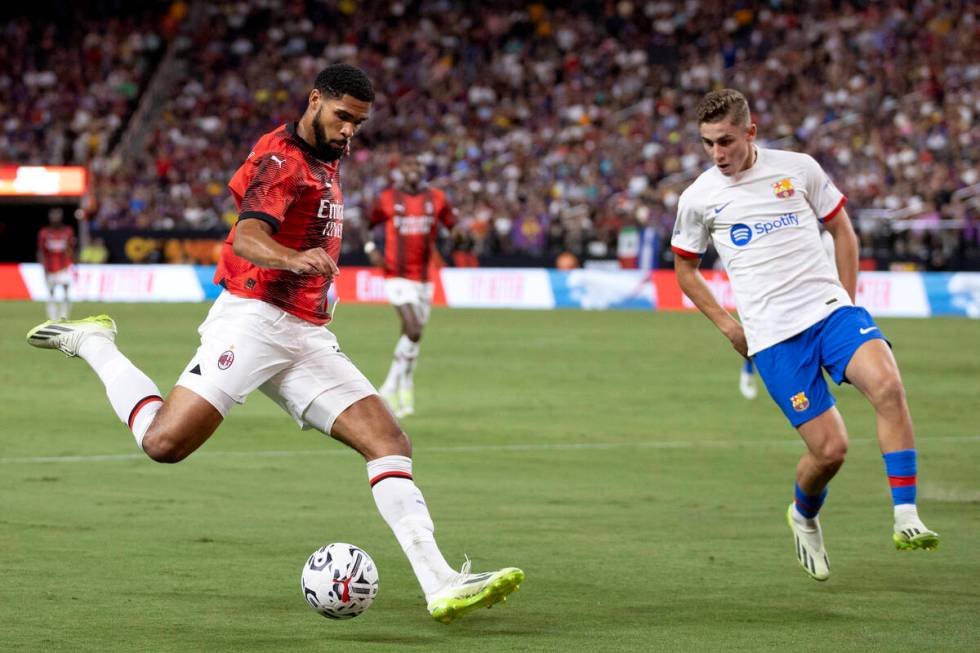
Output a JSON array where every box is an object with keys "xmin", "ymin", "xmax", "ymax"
[
  {"xmin": 739, "ymin": 368, "xmax": 758, "ymax": 400},
  {"xmin": 426, "ymin": 559, "xmax": 525, "ymax": 624},
  {"xmin": 26, "ymin": 314, "xmax": 117, "ymax": 357},
  {"xmin": 787, "ymin": 504, "xmax": 830, "ymax": 581}
]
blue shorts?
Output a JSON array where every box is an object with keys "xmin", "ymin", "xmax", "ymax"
[{"xmin": 753, "ymin": 306, "xmax": 885, "ymax": 427}]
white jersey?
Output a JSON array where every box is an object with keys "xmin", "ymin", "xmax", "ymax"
[{"xmin": 671, "ymin": 146, "xmax": 849, "ymax": 355}]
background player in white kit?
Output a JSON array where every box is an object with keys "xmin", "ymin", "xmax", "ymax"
[{"xmin": 671, "ymin": 89, "xmax": 939, "ymax": 581}]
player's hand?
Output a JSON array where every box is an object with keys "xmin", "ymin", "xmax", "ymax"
[
  {"xmin": 288, "ymin": 248, "xmax": 339, "ymax": 280},
  {"xmin": 724, "ymin": 323, "xmax": 749, "ymax": 358},
  {"xmin": 367, "ymin": 249, "xmax": 384, "ymax": 268}
]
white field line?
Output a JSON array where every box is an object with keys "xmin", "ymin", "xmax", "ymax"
[{"xmin": 1, "ymin": 435, "xmax": 978, "ymax": 465}]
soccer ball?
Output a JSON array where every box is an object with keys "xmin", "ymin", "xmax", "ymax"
[{"xmin": 300, "ymin": 543, "xmax": 379, "ymax": 619}]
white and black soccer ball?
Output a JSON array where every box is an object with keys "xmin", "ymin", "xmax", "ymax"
[{"xmin": 301, "ymin": 543, "xmax": 379, "ymax": 619}]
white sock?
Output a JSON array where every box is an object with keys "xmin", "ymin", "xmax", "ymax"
[
  {"xmin": 59, "ymin": 299, "xmax": 71, "ymax": 319},
  {"xmin": 894, "ymin": 503, "xmax": 921, "ymax": 527},
  {"xmin": 380, "ymin": 358, "xmax": 401, "ymax": 394},
  {"xmin": 46, "ymin": 301, "xmax": 58, "ymax": 320},
  {"xmin": 396, "ymin": 336, "xmax": 420, "ymax": 390},
  {"xmin": 791, "ymin": 504, "xmax": 818, "ymax": 527},
  {"xmin": 78, "ymin": 336, "xmax": 163, "ymax": 449},
  {"xmin": 366, "ymin": 455, "xmax": 456, "ymax": 598}
]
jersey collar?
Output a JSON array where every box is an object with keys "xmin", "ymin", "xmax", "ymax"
[{"xmin": 285, "ymin": 122, "xmax": 340, "ymax": 165}]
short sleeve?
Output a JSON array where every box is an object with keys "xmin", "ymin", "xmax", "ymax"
[
  {"xmin": 436, "ymin": 191, "xmax": 456, "ymax": 228},
  {"xmin": 670, "ymin": 194, "xmax": 708, "ymax": 258},
  {"xmin": 238, "ymin": 153, "xmax": 303, "ymax": 232},
  {"xmin": 799, "ymin": 154, "xmax": 846, "ymax": 223},
  {"xmin": 368, "ymin": 191, "xmax": 390, "ymax": 226}
]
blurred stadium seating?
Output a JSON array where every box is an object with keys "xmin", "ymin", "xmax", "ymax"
[{"xmin": 3, "ymin": 0, "xmax": 978, "ymax": 269}]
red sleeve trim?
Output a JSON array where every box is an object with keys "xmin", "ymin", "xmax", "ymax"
[
  {"xmin": 820, "ymin": 196, "xmax": 847, "ymax": 223},
  {"xmin": 671, "ymin": 245, "xmax": 701, "ymax": 260}
]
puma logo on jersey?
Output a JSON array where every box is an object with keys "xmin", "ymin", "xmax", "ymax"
[{"xmin": 270, "ymin": 155, "xmax": 286, "ymax": 169}]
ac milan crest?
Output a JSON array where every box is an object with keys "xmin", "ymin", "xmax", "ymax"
[{"xmin": 217, "ymin": 350, "xmax": 235, "ymax": 370}]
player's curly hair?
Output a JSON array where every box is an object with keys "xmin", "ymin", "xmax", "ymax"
[
  {"xmin": 315, "ymin": 64, "xmax": 375, "ymax": 103},
  {"xmin": 696, "ymin": 89, "xmax": 750, "ymax": 127}
]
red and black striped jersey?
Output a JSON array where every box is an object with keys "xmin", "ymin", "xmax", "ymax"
[
  {"xmin": 369, "ymin": 187, "xmax": 454, "ymax": 282},
  {"xmin": 216, "ymin": 123, "xmax": 344, "ymax": 325}
]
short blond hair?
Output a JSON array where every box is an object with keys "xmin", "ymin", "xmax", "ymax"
[{"xmin": 696, "ymin": 89, "xmax": 751, "ymax": 127}]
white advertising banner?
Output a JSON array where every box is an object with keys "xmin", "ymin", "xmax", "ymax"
[
  {"xmin": 21, "ymin": 263, "xmax": 205, "ymax": 302},
  {"xmin": 440, "ymin": 268, "xmax": 555, "ymax": 309},
  {"xmin": 855, "ymin": 272, "xmax": 930, "ymax": 318}
]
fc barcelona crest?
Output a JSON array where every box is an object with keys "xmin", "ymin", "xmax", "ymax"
[
  {"xmin": 773, "ymin": 178, "xmax": 795, "ymax": 199},
  {"xmin": 790, "ymin": 391, "xmax": 810, "ymax": 412}
]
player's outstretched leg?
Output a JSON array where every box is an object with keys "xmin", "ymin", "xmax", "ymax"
[
  {"xmin": 739, "ymin": 358, "xmax": 757, "ymax": 399},
  {"xmin": 844, "ymin": 339, "xmax": 940, "ymax": 551},
  {"xmin": 314, "ymin": 394, "xmax": 524, "ymax": 622},
  {"xmin": 27, "ymin": 314, "xmax": 164, "ymax": 450}
]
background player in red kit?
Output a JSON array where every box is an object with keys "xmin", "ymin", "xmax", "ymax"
[
  {"xmin": 27, "ymin": 64, "xmax": 523, "ymax": 624},
  {"xmin": 367, "ymin": 156, "xmax": 456, "ymax": 417},
  {"xmin": 36, "ymin": 208, "xmax": 76, "ymax": 320}
]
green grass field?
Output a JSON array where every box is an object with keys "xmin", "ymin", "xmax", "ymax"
[{"xmin": 1, "ymin": 301, "xmax": 978, "ymax": 652}]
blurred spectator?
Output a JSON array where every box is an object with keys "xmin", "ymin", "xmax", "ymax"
[{"xmin": 5, "ymin": 1, "xmax": 978, "ymax": 269}]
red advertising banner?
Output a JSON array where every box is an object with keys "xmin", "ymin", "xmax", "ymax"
[{"xmin": 332, "ymin": 266, "xmax": 448, "ymax": 306}]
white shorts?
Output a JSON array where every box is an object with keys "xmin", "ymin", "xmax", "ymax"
[
  {"xmin": 384, "ymin": 277, "xmax": 434, "ymax": 325},
  {"xmin": 176, "ymin": 292, "xmax": 376, "ymax": 433},
  {"xmin": 46, "ymin": 269, "xmax": 71, "ymax": 287}
]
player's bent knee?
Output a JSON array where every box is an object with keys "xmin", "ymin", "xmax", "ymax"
[
  {"xmin": 405, "ymin": 327, "xmax": 422, "ymax": 343},
  {"xmin": 869, "ymin": 375, "xmax": 907, "ymax": 410},
  {"xmin": 818, "ymin": 438, "xmax": 848, "ymax": 470},
  {"xmin": 141, "ymin": 432, "xmax": 190, "ymax": 464}
]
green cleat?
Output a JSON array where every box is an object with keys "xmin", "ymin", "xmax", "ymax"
[
  {"xmin": 427, "ymin": 561, "xmax": 525, "ymax": 624},
  {"xmin": 26, "ymin": 314, "xmax": 117, "ymax": 357},
  {"xmin": 893, "ymin": 527, "xmax": 940, "ymax": 551}
]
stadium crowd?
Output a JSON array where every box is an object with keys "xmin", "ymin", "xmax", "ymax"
[
  {"xmin": 0, "ymin": 1, "xmax": 183, "ymax": 169},
  {"xmin": 5, "ymin": 0, "xmax": 979, "ymax": 269}
]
